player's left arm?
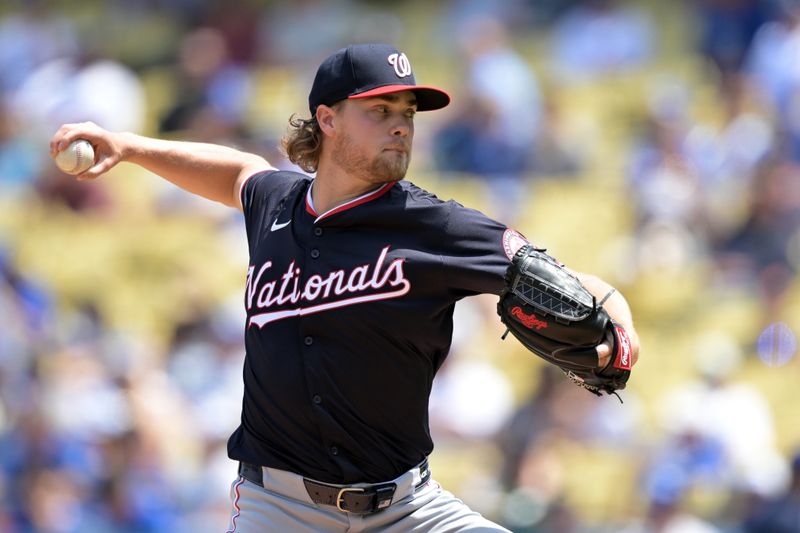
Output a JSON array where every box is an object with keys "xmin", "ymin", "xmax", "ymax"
[
  {"xmin": 437, "ymin": 203, "xmax": 640, "ymax": 368},
  {"xmin": 574, "ymin": 272, "xmax": 640, "ymax": 368}
]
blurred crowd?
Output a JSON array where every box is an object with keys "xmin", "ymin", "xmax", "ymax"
[{"xmin": 1, "ymin": 0, "xmax": 800, "ymax": 532}]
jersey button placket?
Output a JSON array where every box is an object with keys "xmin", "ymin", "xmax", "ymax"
[
  {"xmin": 310, "ymin": 249, "xmax": 320, "ymax": 259},
  {"xmin": 314, "ymin": 227, "xmax": 323, "ymax": 237}
]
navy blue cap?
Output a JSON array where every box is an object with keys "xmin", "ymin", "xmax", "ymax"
[{"xmin": 308, "ymin": 43, "xmax": 450, "ymax": 115}]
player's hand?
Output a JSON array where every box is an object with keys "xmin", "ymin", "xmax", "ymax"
[
  {"xmin": 596, "ymin": 331, "xmax": 612, "ymax": 368},
  {"xmin": 50, "ymin": 121, "xmax": 125, "ymax": 181},
  {"xmin": 596, "ymin": 328, "xmax": 639, "ymax": 368}
]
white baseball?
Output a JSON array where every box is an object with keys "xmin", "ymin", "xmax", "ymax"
[{"xmin": 54, "ymin": 139, "xmax": 95, "ymax": 175}]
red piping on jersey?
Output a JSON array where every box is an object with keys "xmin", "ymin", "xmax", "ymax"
[{"xmin": 305, "ymin": 181, "xmax": 396, "ymax": 221}]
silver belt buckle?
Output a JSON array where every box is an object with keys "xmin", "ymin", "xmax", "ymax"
[{"xmin": 336, "ymin": 487, "xmax": 365, "ymax": 512}]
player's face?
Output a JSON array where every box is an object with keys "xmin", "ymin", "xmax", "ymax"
[{"xmin": 331, "ymin": 92, "xmax": 416, "ymax": 184}]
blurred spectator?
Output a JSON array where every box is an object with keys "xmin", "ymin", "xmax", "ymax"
[
  {"xmin": 745, "ymin": 0, "xmax": 800, "ymax": 161},
  {"xmin": 13, "ymin": 49, "xmax": 145, "ymax": 139},
  {"xmin": 460, "ymin": 16, "xmax": 541, "ymax": 156},
  {"xmin": 165, "ymin": 303, "xmax": 244, "ymax": 441},
  {"xmin": 159, "ymin": 27, "xmax": 252, "ymax": 141},
  {"xmin": 550, "ymin": 0, "xmax": 654, "ymax": 83},
  {"xmin": 429, "ymin": 354, "xmax": 514, "ymax": 440},
  {"xmin": 496, "ymin": 366, "xmax": 562, "ymax": 490},
  {"xmin": 34, "ymin": 165, "xmax": 114, "ymax": 213},
  {"xmin": 258, "ymin": 0, "xmax": 355, "ymax": 66},
  {"xmin": 528, "ymin": 94, "xmax": 586, "ymax": 176},
  {"xmin": 154, "ymin": 26, "xmax": 262, "ymax": 216},
  {"xmin": 496, "ymin": 364, "xmax": 641, "ymax": 530},
  {"xmin": 695, "ymin": 0, "xmax": 772, "ymax": 80},
  {"xmin": 628, "ymin": 86, "xmax": 706, "ymax": 232},
  {"xmin": 203, "ymin": 0, "xmax": 261, "ymax": 65},
  {"xmin": 715, "ymin": 158, "xmax": 800, "ymax": 321},
  {"xmin": 658, "ymin": 332, "xmax": 788, "ymax": 497},
  {"xmin": 743, "ymin": 449, "xmax": 800, "ymax": 533},
  {"xmin": 746, "ymin": 0, "xmax": 800, "ymax": 112},
  {"xmin": 3, "ymin": 403, "xmax": 103, "ymax": 531},
  {"xmin": 433, "ymin": 15, "xmax": 540, "ymax": 223},
  {"xmin": 497, "ymin": 436, "xmax": 586, "ymax": 533},
  {"xmin": 616, "ymin": 477, "xmax": 722, "ymax": 533},
  {"xmin": 439, "ymin": 0, "xmax": 540, "ymax": 36},
  {"xmin": 626, "ymin": 90, "xmax": 710, "ymax": 277},
  {"xmin": 0, "ymin": 102, "xmax": 43, "ymax": 200},
  {"xmin": 0, "ymin": 1, "xmax": 79, "ymax": 94},
  {"xmin": 626, "ymin": 73, "xmax": 782, "ymax": 284},
  {"xmin": 0, "ymin": 248, "xmax": 52, "ymax": 337},
  {"xmin": 101, "ymin": 429, "xmax": 180, "ymax": 532},
  {"xmin": 682, "ymin": 74, "xmax": 773, "ymax": 228}
]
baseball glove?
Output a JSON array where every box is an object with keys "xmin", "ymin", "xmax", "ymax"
[{"xmin": 498, "ymin": 245, "xmax": 632, "ymax": 398}]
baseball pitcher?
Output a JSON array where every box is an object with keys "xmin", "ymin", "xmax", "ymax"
[{"xmin": 51, "ymin": 43, "xmax": 639, "ymax": 532}]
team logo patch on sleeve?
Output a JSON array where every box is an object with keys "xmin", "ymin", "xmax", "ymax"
[{"xmin": 502, "ymin": 229, "xmax": 529, "ymax": 260}]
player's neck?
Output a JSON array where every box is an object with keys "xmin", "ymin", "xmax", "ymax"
[{"xmin": 311, "ymin": 170, "xmax": 389, "ymax": 215}]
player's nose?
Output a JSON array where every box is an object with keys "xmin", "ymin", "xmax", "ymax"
[
  {"xmin": 389, "ymin": 117, "xmax": 412, "ymax": 138},
  {"xmin": 390, "ymin": 125, "xmax": 409, "ymax": 138}
]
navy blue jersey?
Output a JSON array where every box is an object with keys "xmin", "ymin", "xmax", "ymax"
[{"xmin": 227, "ymin": 170, "xmax": 528, "ymax": 483}]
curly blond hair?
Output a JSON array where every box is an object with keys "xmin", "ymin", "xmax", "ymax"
[{"xmin": 281, "ymin": 115, "xmax": 320, "ymax": 173}]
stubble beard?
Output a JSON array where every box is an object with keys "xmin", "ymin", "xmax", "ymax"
[{"xmin": 332, "ymin": 131, "xmax": 410, "ymax": 185}]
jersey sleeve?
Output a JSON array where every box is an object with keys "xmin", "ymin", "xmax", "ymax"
[
  {"xmin": 240, "ymin": 170, "xmax": 306, "ymax": 252},
  {"xmin": 440, "ymin": 201, "xmax": 530, "ymax": 298},
  {"xmin": 240, "ymin": 169, "xmax": 279, "ymax": 216}
]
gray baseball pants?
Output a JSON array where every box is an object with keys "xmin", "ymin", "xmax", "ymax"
[{"xmin": 225, "ymin": 462, "xmax": 510, "ymax": 532}]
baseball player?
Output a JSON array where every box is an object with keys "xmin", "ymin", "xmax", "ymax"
[{"xmin": 51, "ymin": 43, "xmax": 639, "ymax": 532}]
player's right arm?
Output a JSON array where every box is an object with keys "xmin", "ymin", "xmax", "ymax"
[{"xmin": 49, "ymin": 121, "xmax": 272, "ymax": 210}]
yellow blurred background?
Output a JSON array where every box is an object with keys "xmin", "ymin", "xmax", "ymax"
[{"xmin": 1, "ymin": 0, "xmax": 799, "ymax": 532}]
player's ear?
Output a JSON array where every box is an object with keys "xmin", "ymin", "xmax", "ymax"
[{"xmin": 316, "ymin": 103, "xmax": 339, "ymax": 137}]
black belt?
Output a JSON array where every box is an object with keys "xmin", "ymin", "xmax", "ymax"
[{"xmin": 238, "ymin": 460, "xmax": 431, "ymax": 514}]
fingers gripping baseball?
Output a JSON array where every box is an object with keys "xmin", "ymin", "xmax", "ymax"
[{"xmin": 50, "ymin": 122, "xmax": 124, "ymax": 180}]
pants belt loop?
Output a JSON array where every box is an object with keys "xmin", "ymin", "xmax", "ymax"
[{"xmin": 238, "ymin": 462, "xmax": 263, "ymax": 486}]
